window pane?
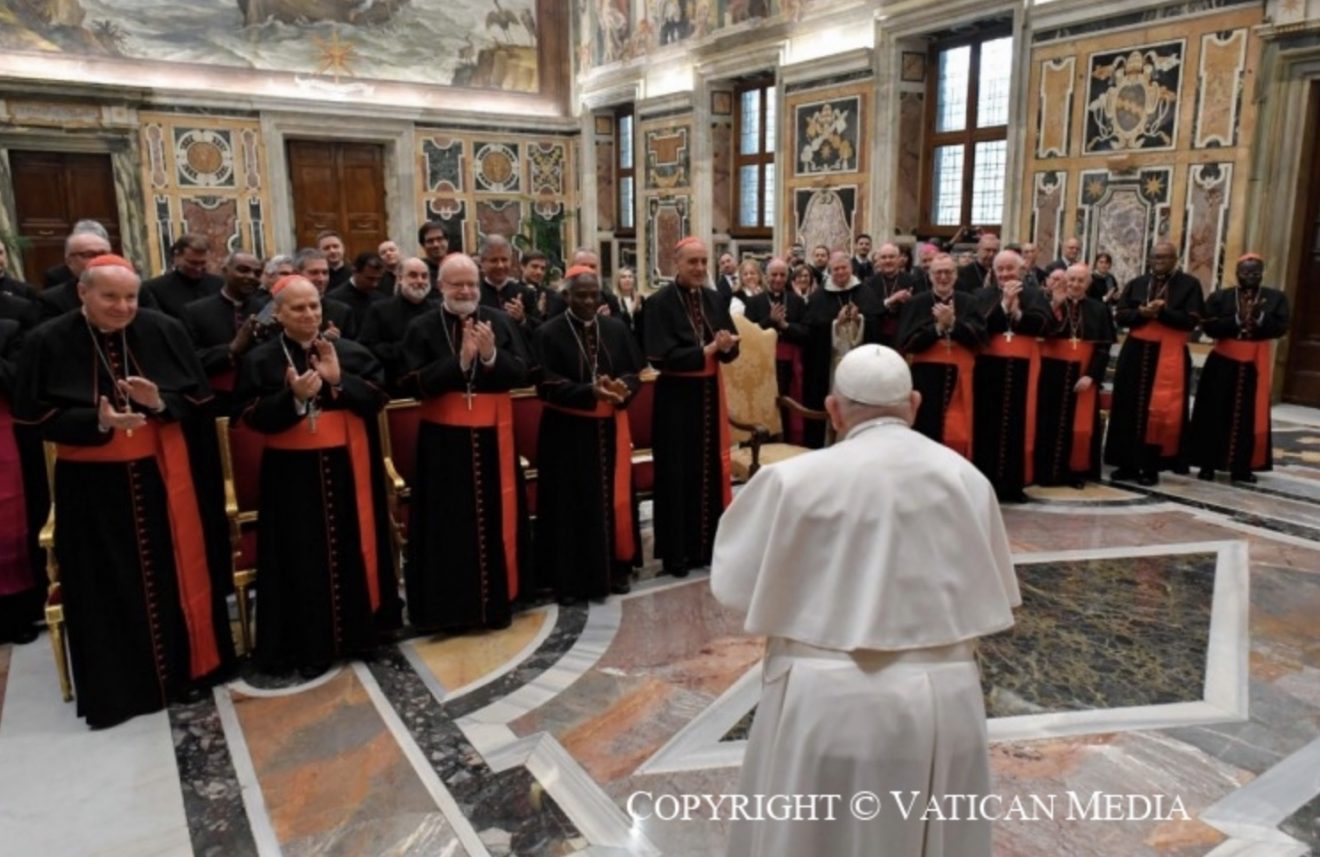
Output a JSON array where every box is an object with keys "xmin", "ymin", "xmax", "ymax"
[
  {"xmin": 932, "ymin": 145, "xmax": 964, "ymax": 226},
  {"xmin": 739, "ymin": 165, "xmax": 760, "ymax": 228},
  {"xmin": 740, "ymin": 89, "xmax": 761, "ymax": 156},
  {"xmin": 619, "ymin": 176, "xmax": 634, "ymax": 229},
  {"xmin": 762, "ymin": 165, "xmax": 775, "ymax": 226},
  {"xmin": 936, "ymin": 46, "xmax": 970, "ymax": 133},
  {"xmin": 618, "ymin": 115, "xmax": 633, "ymax": 169},
  {"xmin": 971, "ymin": 140, "xmax": 1006, "ymax": 224},
  {"xmin": 764, "ymin": 86, "xmax": 776, "ymax": 154},
  {"xmin": 977, "ymin": 37, "xmax": 1013, "ymax": 128}
]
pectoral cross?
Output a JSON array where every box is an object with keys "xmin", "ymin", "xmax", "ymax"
[
  {"xmin": 307, "ymin": 403, "xmax": 319, "ymax": 434},
  {"xmin": 943, "ymin": 337, "xmax": 952, "ymax": 352},
  {"xmin": 1070, "ymin": 336, "xmax": 1080, "ymax": 350},
  {"xmin": 463, "ymin": 387, "xmax": 475, "ymax": 411},
  {"xmin": 1004, "ymin": 329, "xmax": 1014, "ymax": 343}
]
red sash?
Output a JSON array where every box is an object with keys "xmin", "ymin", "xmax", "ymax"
[
  {"xmin": 774, "ymin": 341, "xmax": 806, "ymax": 445},
  {"xmin": 979, "ymin": 333, "xmax": 1042, "ymax": 484},
  {"xmin": 910, "ymin": 342, "xmax": 976, "ymax": 459},
  {"xmin": 1213, "ymin": 338, "xmax": 1273, "ymax": 470},
  {"xmin": 1040, "ymin": 339, "xmax": 1099, "ymax": 472},
  {"xmin": 668, "ymin": 355, "xmax": 733, "ymax": 508},
  {"xmin": 210, "ymin": 369, "xmax": 237, "ymax": 393},
  {"xmin": 0, "ymin": 397, "xmax": 32, "ymax": 596},
  {"xmin": 419, "ymin": 392, "xmax": 519, "ymax": 600},
  {"xmin": 545, "ymin": 400, "xmax": 635, "ymax": 561},
  {"xmin": 264, "ymin": 410, "xmax": 381, "ymax": 611},
  {"xmin": 57, "ymin": 422, "xmax": 221, "ymax": 679},
  {"xmin": 1129, "ymin": 322, "xmax": 1190, "ymax": 457}
]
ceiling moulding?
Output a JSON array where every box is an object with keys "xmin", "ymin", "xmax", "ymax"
[
  {"xmin": 636, "ymin": 91, "xmax": 694, "ymax": 119},
  {"xmin": 1028, "ymin": 0, "xmax": 1261, "ymax": 43},
  {"xmin": 579, "ymin": 83, "xmax": 644, "ymax": 113},
  {"xmin": 877, "ymin": 0, "xmax": 1019, "ymax": 39},
  {"xmin": 694, "ymin": 43, "xmax": 788, "ymax": 84},
  {"xmin": 780, "ymin": 48, "xmax": 875, "ymax": 88}
]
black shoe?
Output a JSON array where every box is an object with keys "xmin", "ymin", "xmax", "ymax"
[
  {"xmin": 1137, "ymin": 473, "xmax": 1159, "ymax": 486},
  {"xmin": 1110, "ymin": 469, "xmax": 1138, "ymax": 482},
  {"xmin": 665, "ymin": 560, "xmax": 690, "ymax": 578},
  {"xmin": 298, "ymin": 663, "xmax": 331, "ymax": 680},
  {"xmin": 1198, "ymin": 468, "xmax": 1215, "ymax": 482},
  {"xmin": 7, "ymin": 624, "xmax": 39, "ymax": 645},
  {"xmin": 556, "ymin": 594, "xmax": 580, "ymax": 606},
  {"xmin": 610, "ymin": 579, "xmax": 632, "ymax": 595},
  {"xmin": 1232, "ymin": 472, "xmax": 1257, "ymax": 484},
  {"xmin": 997, "ymin": 491, "xmax": 1029, "ymax": 504},
  {"xmin": 1070, "ymin": 479, "xmax": 1086, "ymax": 490},
  {"xmin": 1172, "ymin": 464, "xmax": 1190, "ymax": 475}
]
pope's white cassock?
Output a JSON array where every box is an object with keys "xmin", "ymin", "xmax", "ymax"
[{"xmin": 711, "ymin": 344, "xmax": 1021, "ymax": 857}]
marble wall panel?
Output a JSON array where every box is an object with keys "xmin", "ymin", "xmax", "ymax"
[
  {"xmin": 795, "ymin": 186, "xmax": 856, "ymax": 254},
  {"xmin": 1076, "ymin": 167, "xmax": 1173, "ymax": 287},
  {"xmin": 649, "ymin": 195, "xmax": 690, "ymax": 280},
  {"xmin": 425, "ymin": 198, "xmax": 468, "ymax": 253},
  {"xmin": 596, "ymin": 139, "xmax": 616, "ymax": 232},
  {"xmin": 528, "ymin": 142, "xmax": 566, "ymax": 196},
  {"xmin": 1036, "ymin": 57, "xmax": 1075, "ymax": 158},
  {"xmin": 421, "ymin": 137, "xmax": 465, "ymax": 193},
  {"xmin": 894, "ymin": 92, "xmax": 924, "ymax": 231},
  {"xmin": 643, "ymin": 125, "xmax": 691, "ymax": 191},
  {"xmin": 1031, "ymin": 171, "xmax": 1067, "ymax": 261},
  {"xmin": 1193, "ymin": 29, "xmax": 1249, "ymax": 149},
  {"xmin": 474, "ymin": 142, "xmax": 522, "ymax": 194},
  {"xmin": 783, "ymin": 79, "xmax": 870, "ymax": 245},
  {"xmin": 476, "ymin": 198, "xmax": 524, "ymax": 242},
  {"xmin": 180, "ymin": 197, "xmax": 240, "ymax": 261},
  {"xmin": 1084, "ymin": 40, "xmax": 1185, "ymax": 154},
  {"xmin": 793, "ymin": 95, "xmax": 861, "ymax": 176},
  {"xmin": 1183, "ymin": 162, "xmax": 1233, "ymax": 292},
  {"xmin": 711, "ymin": 122, "xmax": 732, "ymax": 235}
]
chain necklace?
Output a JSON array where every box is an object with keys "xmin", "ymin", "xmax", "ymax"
[
  {"xmin": 86, "ymin": 320, "xmax": 135, "ymax": 434},
  {"xmin": 279, "ymin": 333, "xmax": 321, "ymax": 433},
  {"xmin": 564, "ymin": 313, "xmax": 601, "ymax": 384},
  {"xmin": 1237, "ymin": 288, "xmax": 1261, "ymax": 338},
  {"xmin": 1065, "ymin": 298, "xmax": 1083, "ymax": 348},
  {"xmin": 440, "ymin": 309, "xmax": 479, "ymax": 409},
  {"xmin": 678, "ymin": 285, "xmax": 711, "ymax": 345}
]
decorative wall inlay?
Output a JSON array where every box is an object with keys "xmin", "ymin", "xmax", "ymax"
[
  {"xmin": 528, "ymin": 143, "xmax": 566, "ymax": 196},
  {"xmin": 1031, "ymin": 172, "xmax": 1068, "ymax": 261},
  {"xmin": 145, "ymin": 124, "xmax": 169, "ymax": 190},
  {"xmin": 239, "ymin": 129, "xmax": 261, "ymax": 191},
  {"xmin": 1193, "ymin": 29, "xmax": 1249, "ymax": 148},
  {"xmin": 644, "ymin": 126, "xmax": 690, "ymax": 190},
  {"xmin": 174, "ymin": 128, "xmax": 236, "ymax": 189},
  {"xmin": 6, "ymin": 100, "xmax": 102, "ymax": 127},
  {"xmin": 247, "ymin": 198, "xmax": 267, "ymax": 259},
  {"xmin": 795, "ymin": 186, "xmax": 856, "ymax": 255},
  {"xmin": 422, "ymin": 137, "xmax": 464, "ymax": 193},
  {"xmin": 153, "ymin": 195, "xmax": 174, "ymax": 264},
  {"xmin": 711, "ymin": 90, "xmax": 733, "ymax": 116},
  {"xmin": 711, "ymin": 122, "xmax": 733, "ymax": 234},
  {"xmin": 1076, "ymin": 167, "xmax": 1174, "ymax": 288},
  {"xmin": 180, "ymin": 196, "xmax": 240, "ymax": 260},
  {"xmin": 475, "ymin": 198, "xmax": 524, "ymax": 241},
  {"xmin": 793, "ymin": 95, "xmax": 860, "ymax": 175},
  {"xmin": 595, "ymin": 139, "xmax": 616, "ymax": 231},
  {"xmin": 424, "ymin": 197, "xmax": 467, "ymax": 252},
  {"xmin": 894, "ymin": 92, "xmax": 924, "ymax": 231},
  {"xmin": 1084, "ymin": 40, "xmax": 1185, "ymax": 153},
  {"xmin": 649, "ymin": 195, "xmax": 690, "ymax": 281},
  {"xmin": 1182, "ymin": 162, "xmax": 1233, "ymax": 291},
  {"xmin": 474, "ymin": 142, "xmax": 522, "ymax": 193},
  {"xmin": 900, "ymin": 52, "xmax": 927, "ymax": 83},
  {"xmin": 1036, "ymin": 57, "xmax": 1076, "ymax": 158}
]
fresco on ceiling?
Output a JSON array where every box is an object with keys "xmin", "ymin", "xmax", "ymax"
[{"xmin": 0, "ymin": 0, "xmax": 540, "ymax": 91}]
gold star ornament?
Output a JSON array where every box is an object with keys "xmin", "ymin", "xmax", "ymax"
[
  {"xmin": 1143, "ymin": 174, "xmax": 1165, "ymax": 198},
  {"xmin": 313, "ymin": 28, "xmax": 357, "ymax": 82}
]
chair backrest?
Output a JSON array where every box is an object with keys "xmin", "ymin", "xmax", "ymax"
[
  {"xmin": 511, "ymin": 387, "xmax": 542, "ymax": 472},
  {"xmin": 628, "ymin": 370, "xmax": 658, "ymax": 450},
  {"xmin": 385, "ymin": 399, "xmax": 423, "ymax": 488},
  {"xmin": 216, "ymin": 417, "xmax": 264, "ymax": 522},
  {"xmin": 723, "ymin": 314, "xmax": 783, "ymax": 440}
]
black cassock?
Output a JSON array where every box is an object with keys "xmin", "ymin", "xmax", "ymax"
[
  {"xmin": 1191, "ymin": 286, "xmax": 1290, "ymax": 475},
  {"xmin": 234, "ymin": 334, "xmax": 395, "ymax": 669},
  {"xmin": 802, "ymin": 283, "xmax": 882, "ymax": 448},
  {"xmin": 143, "ymin": 269, "xmax": 224, "ymax": 319},
  {"xmin": 358, "ymin": 293, "xmax": 439, "ymax": 394},
  {"xmin": 14, "ymin": 309, "xmax": 234, "ymax": 728},
  {"xmin": 1034, "ymin": 297, "xmax": 1114, "ymax": 485},
  {"xmin": 643, "ymin": 284, "xmax": 739, "ymax": 573},
  {"xmin": 0, "ymin": 319, "xmax": 43, "ymax": 641},
  {"xmin": 325, "ymin": 281, "xmax": 389, "ymax": 340},
  {"xmin": 971, "ymin": 285, "xmax": 1051, "ymax": 499},
  {"xmin": 402, "ymin": 306, "xmax": 529, "ymax": 630},
  {"xmin": 897, "ymin": 290, "xmax": 986, "ymax": 451},
  {"xmin": 1104, "ymin": 272, "xmax": 1205, "ymax": 474},
  {"xmin": 744, "ymin": 289, "xmax": 809, "ymax": 401},
  {"xmin": 866, "ymin": 270, "xmax": 924, "ymax": 347},
  {"xmin": 533, "ymin": 314, "xmax": 643, "ymax": 600},
  {"xmin": 181, "ymin": 290, "xmax": 269, "ymax": 414}
]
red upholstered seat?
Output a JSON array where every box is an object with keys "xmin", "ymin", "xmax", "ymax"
[
  {"xmin": 226, "ymin": 419, "xmax": 265, "ymax": 513},
  {"xmin": 1100, "ymin": 390, "xmax": 1113, "ymax": 412},
  {"xmin": 512, "ymin": 388, "xmax": 542, "ymax": 470},
  {"xmin": 238, "ymin": 529, "xmax": 258, "ymax": 571},
  {"xmin": 628, "ymin": 373, "xmax": 657, "ymax": 499},
  {"xmin": 386, "ymin": 400, "xmax": 423, "ymax": 489}
]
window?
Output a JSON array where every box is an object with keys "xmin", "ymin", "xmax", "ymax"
[
  {"xmin": 921, "ymin": 29, "xmax": 1012, "ymax": 234},
  {"xmin": 616, "ymin": 108, "xmax": 635, "ymax": 235},
  {"xmin": 733, "ymin": 77, "xmax": 776, "ymax": 236}
]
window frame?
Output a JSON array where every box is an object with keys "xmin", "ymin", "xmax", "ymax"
[
  {"xmin": 615, "ymin": 106, "xmax": 636, "ymax": 237},
  {"xmin": 919, "ymin": 26, "xmax": 1013, "ymax": 237},
  {"xmin": 731, "ymin": 76, "xmax": 776, "ymax": 239}
]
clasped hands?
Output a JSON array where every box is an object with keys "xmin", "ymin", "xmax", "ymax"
[
  {"xmin": 703, "ymin": 329, "xmax": 739, "ymax": 356},
  {"xmin": 1139, "ymin": 298, "xmax": 1166, "ymax": 319},
  {"xmin": 931, "ymin": 301, "xmax": 955, "ymax": 332},
  {"xmin": 285, "ymin": 339, "xmax": 342, "ymax": 405},
  {"xmin": 592, "ymin": 375, "xmax": 631, "ymax": 405},
  {"xmin": 458, "ymin": 317, "xmax": 497, "ymax": 371},
  {"xmin": 97, "ymin": 375, "xmax": 163, "ymax": 431}
]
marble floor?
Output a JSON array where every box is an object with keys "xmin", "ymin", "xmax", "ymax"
[{"xmin": 3, "ymin": 409, "xmax": 1320, "ymax": 856}]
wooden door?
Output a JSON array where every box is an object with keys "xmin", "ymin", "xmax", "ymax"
[
  {"xmin": 1283, "ymin": 84, "xmax": 1320, "ymax": 406},
  {"xmin": 287, "ymin": 140, "xmax": 387, "ymax": 261},
  {"xmin": 9, "ymin": 151, "xmax": 120, "ymax": 285}
]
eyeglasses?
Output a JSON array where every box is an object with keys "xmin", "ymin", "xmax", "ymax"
[
  {"xmin": 231, "ymin": 265, "xmax": 262, "ymax": 275},
  {"xmin": 68, "ymin": 249, "xmax": 107, "ymax": 259}
]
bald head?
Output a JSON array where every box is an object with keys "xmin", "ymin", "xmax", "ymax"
[
  {"xmin": 992, "ymin": 249, "xmax": 1024, "ymax": 285},
  {"xmin": 1065, "ymin": 262, "xmax": 1091, "ymax": 299},
  {"xmin": 875, "ymin": 242, "xmax": 902, "ymax": 275},
  {"xmin": 675, "ymin": 239, "xmax": 708, "ymax": 289}
]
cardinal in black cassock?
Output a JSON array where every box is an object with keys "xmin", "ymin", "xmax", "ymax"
[
  {"xmin": 971, "ymin": 252, "xmax": 1051, "ymax": 502},
  {"xmin": 234, "ymin": 276, "xmax": 396, "ymax": 672},
  {"xmin": 802, "ymin": 255, "xmax": 883, "ymax": 448},
  {"xmin": 402, "ymin": 254, "xmax": 530, "ymax": 631},
  {"xmin": 533, "ymin": 269, "xmax": 643, "ymax": 602},
  {"xmin": 1033, "ymin": 267, "xmax": 1115, "ymax": 487},
  {"xmin": 14, "ymin": 255, "xmax": 234, "ymax": 728},
  {"xmin": 897, "ymin": 256, "xmax": 986, "ymax": 458},
  {"xmin": 643, "ymin": 237, "xmax": 740, "ymax": 577},
  {"xmin": 1191, "ymin": 255, "xmax": 1291, "ymax": 482},
  {"xmin": 1104, "ymin": 243, "xmax": 1205, "ymax": 484}
]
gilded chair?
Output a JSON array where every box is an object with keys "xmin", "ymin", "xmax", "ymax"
[
  {"xmin": 627, "ymin": 369, "xmax": 658, "ymax": 499},
  {"xmin": 511, "ymin": 387, "xmax": 543, "ymax": 518},
  {"xmin": 723, "ymin": 314, "xmax": 828, "ymax": 480},
  {"xmin": 379, "ymin": 398, "xmax": 422, "ymax": 567},
  {"xmin": 215, "ymin": 417, "xmax": 264, "ymax": 654},
  {"xmin": 39, "ymin": 441, "xmax": 71, "ymax": 702}
]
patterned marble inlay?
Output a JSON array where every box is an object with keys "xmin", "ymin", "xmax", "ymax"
[
  {"xmin": 170, "ymin": 697, "xmax": 257, "ymax": 856},
  {"xmin": 411, "ymin": 608, "xmax": 548, "ymax": 695},
  {"xmin": 1194, "ymin": 28, "xmax": 1249, "ymax": 148},
  {"xmin": 979, "ymin": 552, "xmax": 1216, "ymax": 716},
  {"xmin": 1036, "ymin": 57, "xmax": 1075, "ymax": 158},
  {"xmin": 1077, "ymin": 168, "xmax": 1173, "ymax": 287},
  {"xmin": 1182, "ymin": 162, "xmax": 1233, "ymax": 291},
  {"xmin": 1281, "ymin": 792, "xmax": 1320, "ymax": 852},
  {"xmin": 1031, "ymin": 171, "xmax": 1067, "ymax": 261}
]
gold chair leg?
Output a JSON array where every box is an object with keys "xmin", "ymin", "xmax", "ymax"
[
  {"xmin": 46, "ymin": 607, "xmax": 72, "ymax": 702},
  {"xmin": 235, "ymin": 579, "xmax": 253, "ymax": 656}
]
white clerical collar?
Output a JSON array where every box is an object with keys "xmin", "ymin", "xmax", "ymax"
[
  {"xmin": 843, "ymin": 415, "xmax": 908, "ymax": 441},
  {"xmin": 824, "ymin": 276, "xmax": 861, "ymax": 293}
]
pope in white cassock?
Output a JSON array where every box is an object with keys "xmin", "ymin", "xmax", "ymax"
[{"xmin": 711, "ymin": 344, "xmax": 1021, "ymax": 857}]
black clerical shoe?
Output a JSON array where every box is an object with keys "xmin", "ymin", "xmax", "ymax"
[
  {"xmin": 1070, "ymin": 479, "xmax": 1087, "ymax": 490},
  {"xmin": 997, "ymin": 490, "xmax": 1029, "ymax": 504},
  {"xmin": 1137, "ymin": 472, "xmax": 1159, "ymax": 486},
  {"xmin": 1110, "ymin": 469, "xmax": 1138, "ymax": 482},
  {"xmin": 610, "ymin": 579, "xmax": 632, "ymax": 595},
  {"xmin": 3, "ymin": 624, "xmax": 39, "ymax": 645},
  {"xmin": 557, "ymin": 594, "xmax": 580, "ymax": 606},
  {"xmin": 1198, "ymin": 468, "xmax": 1216, "ymax": 482},
  {"xmin": 298, "ymin": 662, "xmax": 331, "ymax": 680},
  {"xmin": 1172, "ymin": 464, "xmax": 1190, "ymax": 475},
  {"xmin": 1231, "ymin": 472, "xmax": 1258, "ymax": 484},
  {"xmin": 665, "ymin": 560, "xmax": 690, "ymax": 578}
]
